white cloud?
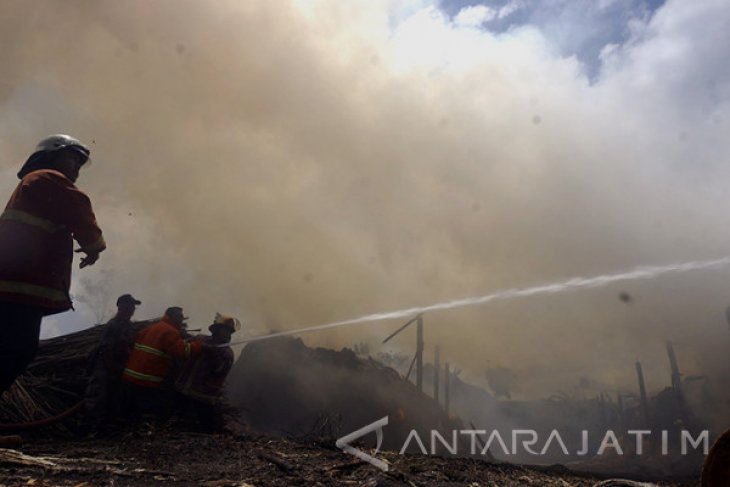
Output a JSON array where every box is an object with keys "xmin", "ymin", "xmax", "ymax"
[
  {"xmin": 454, "ymin": 5, "xmax": 496, "ymax": 27},
  {"xmin": 498, "ymin": 0, "xmax": 526, "ymax": 19}
]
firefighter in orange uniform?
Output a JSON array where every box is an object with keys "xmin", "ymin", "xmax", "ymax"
[
  {"xmin": 0, "ymin": 134, "xmax": 105, "ymax": 394},
  {"xmin": 121, "ymin": 306, "xmax": 204, "ymax": 420}
]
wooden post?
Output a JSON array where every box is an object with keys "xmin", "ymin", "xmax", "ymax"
[
  {"xmin": 666, "ymin": 341, "xmax": 682, "ymax": 390},
  {"xmin": 666, "ymin": 341, "xmax": 692, "ymax": 428},
  {"xmin": 434, "ymin": 345, "xmax": 440, "ymax": 403},
  {"xmin": 405, "ymin": 352, "xmax": 417, "ymax": 382},
  {"xmin": 635, "ymin": 361, "xmax": 650, "ymax": 429},
  {"xmin": 444, "ymin": 362, "xmax": 450, "ymax": 417},
  {"xmin": 416, "ymin": 316, "xmax": 424, "ymax": 393}
]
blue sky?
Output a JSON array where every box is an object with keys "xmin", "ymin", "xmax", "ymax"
[{"xmin": 438, "ymin": 0, "xmax": 667, "ymax": 79}]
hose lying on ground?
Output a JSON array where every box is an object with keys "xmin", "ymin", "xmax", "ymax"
[{"xmin": 0, "ymin": 400, "xmax": 84, "ymax": 431}]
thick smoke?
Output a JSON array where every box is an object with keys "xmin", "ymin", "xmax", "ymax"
[{"xmin": 1, "ymin": 0, "xmax": 729, "ymax": 399}]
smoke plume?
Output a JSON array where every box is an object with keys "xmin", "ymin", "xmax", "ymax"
[{"xmin": 1, "ymin": 0, "xmax": 729, "ymax": 399}]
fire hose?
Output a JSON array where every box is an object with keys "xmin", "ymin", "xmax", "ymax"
[{"xmin": 0, "ymin": 400, "xmax": 85, "ymax": 431}]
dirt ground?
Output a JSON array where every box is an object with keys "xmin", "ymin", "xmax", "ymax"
[{"xmin": 0, "ymin": 428, "xmax": 698, "ymax": 487}]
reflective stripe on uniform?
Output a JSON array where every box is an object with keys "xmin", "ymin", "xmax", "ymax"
[
  {"xmin": 122, "ymin": 368, "xmax": 164, "ymax": 383},
  {"xmin": 133, "ymin": 343, "xmax": 172, "ymax": 360},
  {"xmin": 0, "ymin": 280, "xmax": 68, "ymax": 302},
  {"xmin": 82, "ymin": 236, "xmax": 106, "ymax": 253},
  {"xmin": 0, "ymin": 209, "xmax": 65, "ymax": 233},
  {"xmin": 184, "ymin": 342, "xmax": 191, "ymax": 359}
]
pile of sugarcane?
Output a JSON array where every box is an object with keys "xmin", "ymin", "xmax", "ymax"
[{"xmin": 0, "ymin": 319, "xmax": 154, "ymax": 435}]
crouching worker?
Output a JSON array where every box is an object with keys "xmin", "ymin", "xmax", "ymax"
[
  {"xmin": 121, "ymin": 306, "xmax": 203, "ymax": 423},
  {"xmin": 174, "ymin": 313, "xmax": 239, "ymax": 432},
  {"xmin": 85, "ymin": 294, "xmax": 141, "ymax": 429}
]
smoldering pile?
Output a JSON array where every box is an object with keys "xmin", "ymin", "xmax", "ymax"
[{"xmin": 228, "ymin": 336, "xmax": 458, "ymax": 451}]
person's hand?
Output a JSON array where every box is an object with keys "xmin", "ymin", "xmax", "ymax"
[{"xmin": 76, "ymin": 249, "xmax": 100, "ymax": 268}]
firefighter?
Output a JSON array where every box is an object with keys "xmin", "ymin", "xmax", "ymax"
[
  {"xmin": 84, "ymin": 294, "xmax": 141, "ymax": 428},
  {"xmin": 174, "ymin": 313, "xmax": 239, "ymax": 431},
  {"xmin": 0, "ymin": 134, "xmax": 105, "ymax": 394},
  {"xmin": 121, "ymin": 306, "xmax": 204, "ymax": 421}
]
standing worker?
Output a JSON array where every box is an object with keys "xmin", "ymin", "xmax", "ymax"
[
  {"xmin": 0, "ymin": 134, "xmax": 105, "ymax": 394},
  {"xmin": 85, "ymin": 293, "xmax": 141, "ymax": 429},
  {"xmin": 121, "ymin": 307, "xmax": 204, "ymax": 421},
  {"xmin": 175, "ymin": 313, "xmax": 239, "ymax": 431}
]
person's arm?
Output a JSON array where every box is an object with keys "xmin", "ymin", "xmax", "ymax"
[
  {"xmin": 163, "ymin": 328, "xmax": 203, "ymax": 360},
  {"xmin": 42, "ymin": 172, "xmax": 106, "ymax": 267}
]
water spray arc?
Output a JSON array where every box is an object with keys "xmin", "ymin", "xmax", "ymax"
[{"xmin": 228, "ymin": 256, "xmax": 730, "ymax": 347}]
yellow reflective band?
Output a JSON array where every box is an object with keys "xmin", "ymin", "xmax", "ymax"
[
  {"xmin": 0, "ymin": 280, "xmax": 68, "ymax": 302},
  {"xmin": 133, "ymin": 343, "xmax": 172, "ymax": 360},
  {"xmin": 184, "ymin": 342, "xmax": 191, "ymax": 359},
  {"xmin": 123, "ymin": 368, "xmax": 164, "ymax": 383},
  {"xmin": 82, "ymin": 236, "xmax": 106, "ymax": 253},
  {"xmin": 0, "ymin": 209, "xmax": 64, "ymax": 233}
]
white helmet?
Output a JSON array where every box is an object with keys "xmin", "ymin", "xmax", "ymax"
[
  {"xmin": 17, "ymin": 134, "xmax": 92, "ymax": 179},
  {"xmin": 34, "ymin": 134, "xmax": 91, "ymax": 159},
  {"xmin": 210, "ymin": 313, "xmax": 241, "ymax": 332}
]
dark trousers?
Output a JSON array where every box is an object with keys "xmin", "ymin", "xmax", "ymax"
[
  {"xmin": 0, "ymin": 302, "xmax": 44, "ymax": 393},
  {"xmin": 84, "ymin": 362, "xmax": 123, "ymax": 427},
  {"xmin": 120, "ymin": 381, "xmax": 174, "ymax": 423},
  {"xmin": 177, "ymin": 394, "xmax": 225, "ymax": 432}
]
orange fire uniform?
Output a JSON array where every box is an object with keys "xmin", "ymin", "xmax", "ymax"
[
  {"xmin": 122, "ymin": 317, "xmax": 203, "ymax": 388},
  {"xmin": 0, "ymin": 169, "xmax": 106, "ymax": 314}
]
